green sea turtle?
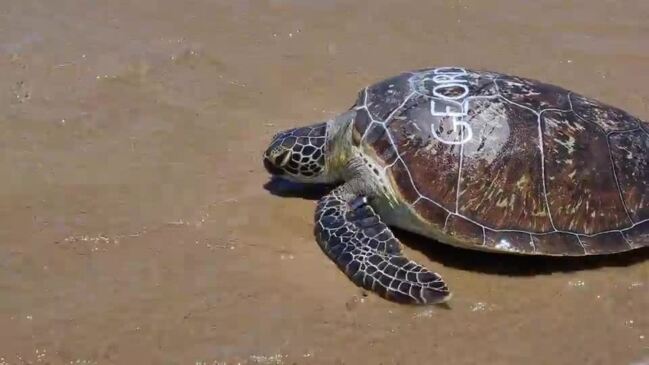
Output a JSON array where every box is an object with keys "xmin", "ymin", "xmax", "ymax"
[{"xmin": 263, "ymin": 67, "xmax": 649, "ymax": 304}]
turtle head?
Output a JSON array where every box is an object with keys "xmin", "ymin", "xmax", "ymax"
[{"xmin": 263, "ymin": 122, "xmax": 330, "ymax": 183}]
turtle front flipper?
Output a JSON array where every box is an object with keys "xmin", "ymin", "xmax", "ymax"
[{"xmin": 315, "ymin": 186, "xmax": 451, "ymax": 304}]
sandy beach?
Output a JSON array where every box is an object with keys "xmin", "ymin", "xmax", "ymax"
[{"xmin": 0, "ymin": 1, "xmax": 648, "ymax": 363}]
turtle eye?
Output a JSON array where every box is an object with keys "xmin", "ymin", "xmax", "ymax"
[{"xmin": 275, "ymin": 149, "xmax": 291, "ymax": 167}]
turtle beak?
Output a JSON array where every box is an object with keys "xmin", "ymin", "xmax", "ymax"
[
  {"xmin": 263, "ymin": 138, "xmax": 291, "ymax": 176},
  {"xmin": 276, "ymin": 149, "xmax": 291, "ymax": 167},
  {"xmin": 263, "ymin": 157, "xmax": 284, "ymax": 175}
]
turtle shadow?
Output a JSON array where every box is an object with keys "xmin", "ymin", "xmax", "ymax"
[
  {"xmin": 395, "ymin": 228, "xmax": 649, "ymax": 276},
  {"xmin": 263, "ymin": 177, "xmax": 335, "ymax": 200}
]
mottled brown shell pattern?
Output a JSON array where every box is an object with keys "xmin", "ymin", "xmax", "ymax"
[{"xmin": 352, "ymin": 67, "xmax": 649, "ymax": 255}]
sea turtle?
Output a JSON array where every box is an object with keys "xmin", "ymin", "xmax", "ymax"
[{"xmin": 263, "ymin": 67, "xmax": 649, "ymax": 304}]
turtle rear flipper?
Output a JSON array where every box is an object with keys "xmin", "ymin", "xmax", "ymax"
[{"xmin": 315, "ymin": 185, "xmax": 451, "ymax": 304}]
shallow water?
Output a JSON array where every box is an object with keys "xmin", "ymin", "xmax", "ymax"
[{"xmin": 0, "ymin": 0, "xmax": 648, "ymax": 364}]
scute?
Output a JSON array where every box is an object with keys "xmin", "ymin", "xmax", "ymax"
[
  {"xmin": 484, "ymin": 230, "xmax": 535, "ymax": 254},
  {"xmin": 365, "ymin": 72, "xmax": 413, "ymax": 121},
  {"xmin": 569, "ymin": 93, "xmax": 641, "ymax": 132},
  {"xmin": 386, "ymin": 94, "xmax": 462, "ymax": 210},
  {"xmin": 459, "ymin": 99, "xmax": 552, "ymax": 231},
  {"xmin": 388, "ymin": 158, "xmax": 419, "ymax": 204},
  {"xmin": 623, "ymin": 221, "xmax": 649, "ymax": 249},
  {"xmin": 442, "ymin": 214, "xmax": 484, "ymax": 248},
  {"xmin": 495, "ymin": 76, "xmax": 571, "ymax": 111},
  {"xmin": 608, "ymin": 131, "xmax": 649, "ymax": 222},
  {"xmin": 351, "ymin": 108, "xmax": 372, "ymax": 146},
  {"xmin": 542, "ymin": 110, "xmax": 631, "ymax": 233},
  {"xmin": 531, "ymin": 232, "xmax": 583, "ymax": 255},
  {"xmin": 580, "ymin": 232, "xmax": 630, "ymax": 254},
  {"xmin": 413, "ymin": 199, "xmax": 448, "ymax": 231},
  {"xmin": 354, "ymin": 67, "xmax": 649, "ymax": 255},
  {"xmin": 410, "ymin": 67, "xmax": 499, "ymax": 98}
]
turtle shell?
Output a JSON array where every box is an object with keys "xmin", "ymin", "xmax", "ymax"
[{"xmin": 351, "ymin": 67, "xmax": 649, "ymax": 255}]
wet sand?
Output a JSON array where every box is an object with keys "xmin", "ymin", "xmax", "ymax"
[{"xmin": 1, "ymin": 0, "xmax": 648, "ymax": 364}]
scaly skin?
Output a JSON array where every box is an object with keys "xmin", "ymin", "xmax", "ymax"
[{"xmin": 314, "ymin": 185, "xmax": 450, "ymax": 304}]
